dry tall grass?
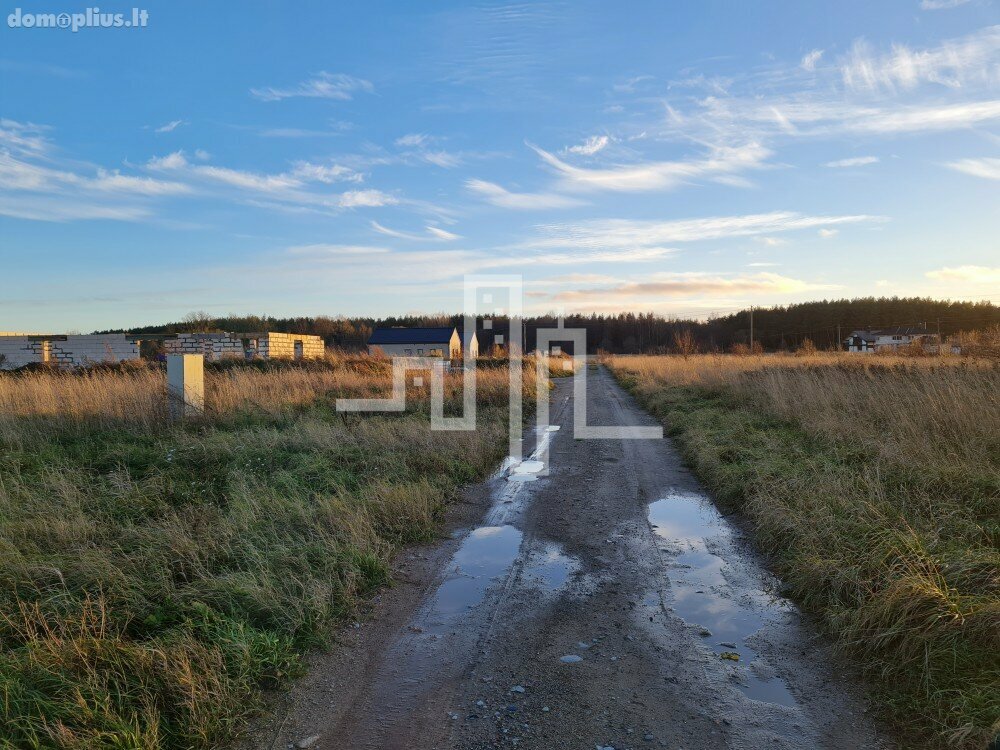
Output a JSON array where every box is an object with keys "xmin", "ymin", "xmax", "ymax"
[
  {"xmin": 0, "ymin": 355, "xmax": 533, "ymax": 749},
  {"xmin": 607, "ymin": 352, "xmax": 1000, "ymax": 748}
]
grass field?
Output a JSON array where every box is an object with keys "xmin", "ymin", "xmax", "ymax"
[
  {"xmin": 606, "ymin": 353, "xmax": 1000, "ymax": 749},
  {"xmin": 0, "ymin": 356, "xmax": 534, "ymax": 749}
]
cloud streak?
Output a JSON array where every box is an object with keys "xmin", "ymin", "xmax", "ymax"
[
  {"xmin": 465, "ymin": 178, "xmax": 585, "ymax": 209},
  {"xmin": 251, "ymin": 72, "xmax": 374, "ymax": 102}
]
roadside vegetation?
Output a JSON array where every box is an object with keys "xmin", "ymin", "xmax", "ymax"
[
  {"xmin": 0, "ymin": 355, "xmax": 534, "ymax": 749},
  {"xmin": 607, "ymin": 352, "xmax": 1000, "ymax": 749}
]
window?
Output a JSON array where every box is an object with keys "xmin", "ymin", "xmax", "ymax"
[
  {"xmin": 417, "ymin": 348, "xmax": 423, "ymax": 355},
  {"xmin": 405, "ymin": 348, "xmax": 412, "ymax": 355}
]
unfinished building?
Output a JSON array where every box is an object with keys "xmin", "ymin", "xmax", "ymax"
[
  {"xmin": 161, "ymin": 332, "xmax": 325, "ymax": 362},
  {"xmin": 0, "ymin": 333, "xmax": 140, "ymax": 370}
]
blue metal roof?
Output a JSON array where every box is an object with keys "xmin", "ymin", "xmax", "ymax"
[{"xmin": 367, "ymin": 327, "xmax": 456, "ymax": 345}]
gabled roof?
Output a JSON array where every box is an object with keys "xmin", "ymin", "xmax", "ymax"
[
  {"xmin": 368, "ymin": 326, "xmax": 456, "ymax": 345},
  {"xmin": 846, "ymin": 326, "xmax": 931, "ymax": 340}
]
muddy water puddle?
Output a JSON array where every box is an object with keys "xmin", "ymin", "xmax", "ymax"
[{"xmin": 648, "ymin": 492, "xmax": 797, "ymax": 708}]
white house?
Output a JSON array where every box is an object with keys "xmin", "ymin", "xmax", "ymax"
[
  {"xmin": 844, "ymin": 326, "xmax": 936, "ymax": 353},
  {"xmin": 367, "ymin": 327, "xmax": 477, "ymax": 358}
]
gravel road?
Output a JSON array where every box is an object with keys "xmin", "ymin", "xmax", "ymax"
[{"xmin": 250, "ymin": 365, "xmax": 890, "ymax": 750}]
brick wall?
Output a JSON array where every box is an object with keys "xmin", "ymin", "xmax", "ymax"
[{"xmin": 260, "ymin": 332, "xmax": 325, "ymax": 360}]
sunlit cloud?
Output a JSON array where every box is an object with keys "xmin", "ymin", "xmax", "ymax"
[
  {"xmin": 945, "ymin": 157, "xmax": 1000, "ymax": 180},
  {"xmin": 801, "ymin": 49, "xmax": 824, "ymax": 71},
  {"xmin": 926, "ymin": 265, "xmax": 1000, "ymax": 283},
  {"xmin": 565, "ymin": 135, "xmax": 610, "ymax": 156}
]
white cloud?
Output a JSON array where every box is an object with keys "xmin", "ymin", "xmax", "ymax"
[
  {"xmin": 945, "ymin": 156, "xmax": 1000, "ymax": 180},
  {"xmin": 288, "ymin": 161, "xmax": 364, "ymax": 183},
  {"xmin": 755, "ymin": 236, "xmax": 786, "ymax": 246},
  {"xmin": 337, "ymin": 189, "xmax": 396, "ymax": 208},
  {"xmin": 395, "ymin": 133, "xmax": 430, "ymax": 147},
  {"xmin": 565, "ymin": 135, "xmax": 610, "ymax": 156},
  {"xmin": 926, "ymin": 265, "xmax": 1000, "ymax": 282},
  {"xmin": 154, "ymin": 119, "xmax": 186, "ymax": 133},
  {"xmin": 840, "ymin": 27, "xmax": 1000, "ymax": 93},
  {"xmin": 527, "ymin": 211, "xmax": 880, "ymax": 250},
  {"xmin": 818, "ymin": 228, "xmax": 839, "ymax": 238},
  {"xmin": 824, "ymin": 155, "xmax": 879, "ymax": 167},
  {"xmin": 250, "ymin": 72, "xmax": 374, "ymax": 102},
  {"xmin": 418, "ymin": 150, "xmax": 463, "ymax": 168},
  {"xmin": 0, "ymin": 118, "xmax": 50, "ymax": 155},
  {"xmin": 546, "ymin": 271, "xmax": 840, "ymax": 302},
  {"xmin": 371, "ymin": 220, "xmax": 422, "ymax": 240},
  {"xmin": 920, "ymin": 0, "xmax": 972, "ymax": 9},
  {"xmin": 465, "ymin": 178, "xmax": 585, "ymax": 209},
  {"xmin": 426, "ymin": 226, "xmax": 461, "ymax": 240},
  {"xmin": 801, "ymin": 49, "xmax": 824, "ymax": 71},
  {"xmin": 528, "ymin": 142, "xmax": 771, "ymax": 192}
]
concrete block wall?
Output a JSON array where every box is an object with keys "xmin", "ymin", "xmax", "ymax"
[
  {"xmin": 260, "ymin": 332, "xmax": 325, "ymax": 360},
  {"xmin": 162, "ymin": 334, "xmax": 245, "ymax": 362},
  {"xmin": 0, "ymin": 335, "xmax": 139, "ymax": 370}
]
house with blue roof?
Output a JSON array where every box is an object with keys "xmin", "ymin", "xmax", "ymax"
[{"xmin": 366, "ymin": 327, "xmax": 477, "ymax": 359}]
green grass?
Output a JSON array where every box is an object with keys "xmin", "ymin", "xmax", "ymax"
[
  {"xmin": 0, "ymin": 382, "xmax": 512, "ymax": 748},
  {"xmin": 612, "ymin": 373, "xmax": 1000, "ymax": 749}
]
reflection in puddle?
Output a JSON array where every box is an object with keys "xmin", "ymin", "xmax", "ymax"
[
  {"xmin": 422, "ymin": 525, "xmax": 522, "ymax": 633},
  {"xmin": 648, "ymin": 492, "xmax": 797, "ymax": 708},
  {"xmin": 521, "ymin": 542, "xmax": 579, "ymax": 591}
]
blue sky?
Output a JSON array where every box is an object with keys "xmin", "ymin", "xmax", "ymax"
[{"xmin": 1, "ymin": 0, "xmax": 999, "ymax": 331}]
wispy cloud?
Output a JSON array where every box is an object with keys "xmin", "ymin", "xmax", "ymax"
[
  {"xmin": 565, "ymin": 135, "xmax": 610, "ymax": 156},
  {"xmin": 926, "ymin": 265, "xmax": 1000, "ymax": 282},
  {"xmin": 526, "ymin": 211, "xmax": 880, "ymax": 250},
  {"xmin": 426, "ymin": 225, "xmax": 461, "ymax": 240},
  {"xmin": 945, "ymin": 156, "xmax": 1000, "ymax": 180},
  {"xmin": 818, "ymin": 228, "xmax": 839, "ymax": 238},
  {"xmin": 840, "ymin": 27, "xmax": 1000, "ymax": 93},
  {"xmin": 465, "ymin": 178, "xmax": 585, "ymax": 209},
  {"xmin": 148, "ymin": 150, "xmax": 392, "ymax": 208},
  {"xmin": 801, "ymin": 49, "xmax": 824, "ymax": 71},
  {"xmin": 154, "ymin": 119, "xmax": 186, "ymax": 133},
  {"xmin": 544, "ymin": 271, "xmax": 840, "ymax": 303},
  {"xmin": 824, "ymin": 155, "xmax": 879, "ymax": 167},
  {"xmin": 396, "ymin": 133, "xmax": 431, "ymax": 147},
  {"xmin": 528, "ymin": 142, "xmax": 771, "ymax": 192},
  {"xmin": 920, "ymin": 0, "xmax": 972, "ymax": 9},
  {"xmin": 250, "ymin": 72, "xmax": 374, "ymax": 102}
]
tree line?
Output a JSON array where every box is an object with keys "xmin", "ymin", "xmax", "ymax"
[{"xmin": 100, "ymin": 297, "xmax": 1000, "ymax": 354}]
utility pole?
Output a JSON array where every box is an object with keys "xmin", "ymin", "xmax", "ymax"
[
  {"xmin": 937, "ymin": 318, "xmax": 942, "ymax": 356},
  {"xmin": 837, "ymin": 324, "xmax": 841, "ymax": 352},
  {"xmin": 749, "ymin": 305, "xmax": 754, "ymax": 351}
]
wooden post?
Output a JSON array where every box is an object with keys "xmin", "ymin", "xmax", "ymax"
[{"xmin": 167, "ymin": 354, "xmax": 204, "ymax": 420}]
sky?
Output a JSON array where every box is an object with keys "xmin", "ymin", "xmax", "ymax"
[{"xmin": 1, "ymin": 0, "xmax": 999, "ymax": 332}]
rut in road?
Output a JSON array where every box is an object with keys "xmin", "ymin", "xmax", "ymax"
[{"xmin": 257, "ymin": 365, "xmax": 888, "ymax": 750}]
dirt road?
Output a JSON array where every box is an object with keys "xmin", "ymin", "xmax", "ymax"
[{"xmin": 252, "ymin": 366, "xmax": 888, "ymax": 750}]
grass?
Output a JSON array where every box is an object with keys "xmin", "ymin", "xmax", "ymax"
[
  {"xmin": 0, "ymin": 355, "xmax": 534, "ymax": 749},
  {"xmin": 606, "ymin": 353, "xmax": 1000, "ymax": 749}
]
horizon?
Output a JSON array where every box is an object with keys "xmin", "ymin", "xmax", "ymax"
[{"xmin": 2, "ymin": 1, "xmax": 1000, "ymax": 331}]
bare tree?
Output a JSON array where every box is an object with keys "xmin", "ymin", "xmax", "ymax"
[
  {"xmin": 672, "ymin": 329, "xmax": 698, "ymax": 359},
  {"xmin": 181, "ymin": 311, "xmax": 216, "ymax": 333}
]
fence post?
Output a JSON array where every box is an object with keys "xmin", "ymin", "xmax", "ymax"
[{"xmin": 167, "ymin": 354, "xmax": 204, "ymax": 420}]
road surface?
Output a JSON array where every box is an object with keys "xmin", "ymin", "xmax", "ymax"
[{"xmin": 251, "ymin": 365, "xmax": 888, "ymax": 750}]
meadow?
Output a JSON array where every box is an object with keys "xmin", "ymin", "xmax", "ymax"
[
  {"xmin": 607, "ymin": 353, "xmax": 1000, "ymax": 749},
  {"xmin": 0, "ymin": 356, "xmax": 536, "ymax": 749}
]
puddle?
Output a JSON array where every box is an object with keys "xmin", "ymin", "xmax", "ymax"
[
  {"xmin": 521, "ymin": 542, "xmax": 579, "ymax": 591},
  {"xmin": 648, "ymin": 492, "xmax": 797, "ymax": 708},
  {"xmin": 420, "ymin": 525, "xmax": 522, "ymax": 633}
]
